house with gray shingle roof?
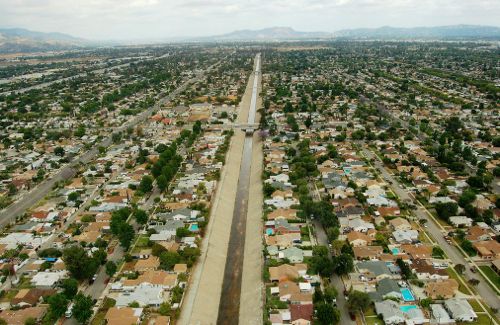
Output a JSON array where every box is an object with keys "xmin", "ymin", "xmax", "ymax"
[
  {"xmin": 374, "ymin": 300, "xmax": 405, "ymax": 325},
  {"xmin": 369, "ymin": 278, "xmax": 402, "ymax": 302}
]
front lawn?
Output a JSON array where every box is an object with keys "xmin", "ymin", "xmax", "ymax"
[
  {"xmin": 90, "ymin": 310, "xmax": 106, "ymax": 325},
  {"xmin": 446, "ymin": 267, "xmax": 469, "ymax": 294},
  {"xmin": 365, "ymin": 316, "xmax": 383, "ymax": 325},
  {"xmin": 467, "ymin": 299, "xmax": 483, "ymax": 312},
  {"xmin": 478, "ymin": 265, "xmax": 500, "ymax": 291},
  {"xmin": 457, "ymin": 313, "xmax": 495, "ymax": 325}
]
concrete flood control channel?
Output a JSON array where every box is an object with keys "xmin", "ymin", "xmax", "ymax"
[{"xmin": 217, "ymin": 54, "xmax": 260, "ymax": 325}]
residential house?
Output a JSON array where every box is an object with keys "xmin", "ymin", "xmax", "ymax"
[
  {"xmin": 134, "ymin": 256, "xmax": 160, "ymax": 272},
  {"xmin": 280, "ymin": 247, "xmax": 304, "ymax": 263},
  {"xmin": 122, "ymin": 270, "xmax": 178, "ymax": 291},
  {"xmin": 473, "ymin": 240, "xmax": 500, "ymax": 259},
  {"xmin": 0, "ymin": 306, "xmax": 47, "ymax": 325},
  {"xmin": 430, "ymin": 304, "xmax": 453, "ymax": 325},
  {"xmin": 393, "ymin": 229, "xmax": 419, "ymax": 243},
  {"xmin": 389, "ymin": 217, "xmax": 411, "ymax": 231},
  {"xmin": 115, "ymin": 283, "xmax": 165, "ymax": 307},
  {"xmin": 377, "ymin": 207, "xmax": 401, "ymax": 217},
  {"xmin": 347, "ymin": 231, "xmax": 374, "ymax": 247},
  {"xmin": 268, "ymin": 208, "xmax": 298, "ymax": 220},
  {"xmin": 444, "ymin": 299, "xmax": 477, "ymax": 322},
  {"xmin": 274, "ymin": 219, "xmax": 301, "ymax": 235},
  {"xmin": 357, "ymin": 261, "xmax": 395, "ymax": 280},
  {"xmin": 105, "ymin": 307, "xmax": 142, "ymax": 325},
  {"xmin": 278, "ymin": 280, "xmax": 300, "ymax": 302},
  {"xmin": 449, "ymin": 216, "xmax": 473, "ymax": 228},
  {"xmin": 424, "ymin": 279, "xmax": 459, "ymax": 299},
  {"xmin": 266, "ymin": 233, "xmax": 301, "ymax": 249},
  {"xmin": 353, "ymin": 246, "xmax": 384, "ymax": 260},
  {"xmin": 400, "ymin": 244, "xmax": 433, "ymax": 259},
  {"xmin": 374, "ymin": 300, "xmax": 405, "ymax": 325},
  {"xmin": 269, "ymin": 264, "xmax": 308, "ymax": 282},
  {"xmin": 290, "ymin": 304, "xmax": 313, "ymax": 323},
  {"xmin": 466, "ymin": 225, "xmax": 492, "ymax": 242},
  {"xmin": 369, "ymin": 278, "xmax": 402, "ymax": 301},
  {"xmin": 30, "ymin": 271, "xmax": 67, "ymax": 288},
  {"xmin": 411, "ymin": 259, "xmax": 449, "ymax": 280},
  {"xmin": 11, "ymin": 288, "xmax": 56, "ymax": 307}
]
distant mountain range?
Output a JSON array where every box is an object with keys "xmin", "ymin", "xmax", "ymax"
[
  {"xmin": 334, "ymin": 24, "xmax": 500, "ymax": 40},
  {"xmin": 0, "ymin": 28, "xmax": 90, "ymax": 53},
  {"xmin": 0, "ymin": 25, "xmax": 499, "ymax": 53},
  {"xmin": 197, "ymin": 27, "xmax": 332, "ymax": 41}
]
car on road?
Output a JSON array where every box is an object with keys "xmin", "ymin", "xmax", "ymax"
[
  {"xmin": 90, "ymin": 274, "xmax": 98, "ymax": 284},
  {"xmin": 65, "ymin": 303, "xmax": 74, "ymax": 318}
]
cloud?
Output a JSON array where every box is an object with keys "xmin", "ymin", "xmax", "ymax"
[{"xmin": 0, "ymin": 0, "xmax": 498, "ymax": 40}]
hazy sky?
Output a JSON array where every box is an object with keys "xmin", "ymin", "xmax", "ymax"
[{"xmin": 1, "ymin": 0, "xmax": 499, "ymax": 40}]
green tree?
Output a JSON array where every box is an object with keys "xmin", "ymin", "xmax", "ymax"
[
  {"xmin": 421, "ymin": 297, "xmax": 433, "ymax": 308},
  {"xmin": 105, "ymin": 261, "xmax": 117, "ymax": 277},
  {"xmin": 134, "ymin": 209, "xmax": 148, "ymax": 225},
  {"xmin": 158, "ymin": 302, "xmax": 172, "ymax": 316},
  {"xmin": 445, "ymin": 116, "xmax": 463, "ymax": 134},
  {"xmin": 157, "ymin": 174, "xmax": 168, "ymax": 192},
  {"xmin": 61, "ymin": 278, "xmax": 78, "ymax": 299},
  {"xmin": 74, "ymin": 125, "xmax": 86, "ymax": 137},
  {"xmin": 63, "ymin": 245, "xmax": 99, "ymax": 280},
  {"xmin": 24, "ymin": 317, "xmax": 36, "ymax": 325},
  {"xmin": 159, "ymin": 251, "xmax": 181, "ymax": 270},
  {"xmin": 332, "ymin": 254, "xmax": 354, "ymax": 275},
  {"xmin": 68, "ymin": 191, "xmax": 80, "ymax": 202},
  {"xmin": 454, "ymin": 264, "xmax": 465, "ymax": 275},
  {"xmin": 323, "ymin": 285, "xmax": 338, "ymax": 304},
  {"xmin": 458, "ymin": 189, "xmax": 476, "ymax": 207},
  {"xmin": 73, "ymin": 293, "xmax": 93, "ymax": 324},
  {"xmin": 396, "ymin": 258, "xmax": 413, "ymax": 280},
  {"xmin": 434, "ymin": 202, "xmax": 458, "ymax": 222},
  {"xmin": 118, "ymin": 223, "xmax": 135, "ymax": 249},
  {"xmin": 48, "ymin": 293, "xmax": 69, "ymax": 318},
  {"xmin": 347, "ymin": 291, "xmax": 371, "ymax": 313},
  {"xmin": 315, "ymin": 302, "xmax": 340, "ymax": 325},
  {"xmin": 139, "ymin": 175, "xmax": 154, "ymax": 193},
  {"xmin": 54, "ymin": 146, "xmax": 65, "ymax": 157},
  {"xmin": 93, "ymin": 249, "xmax": 107, "ymax": 265},
  {"xmin": 176, "ymin": 227, "xmax": 191, "ymax": 238}
]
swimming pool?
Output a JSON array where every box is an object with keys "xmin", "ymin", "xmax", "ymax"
[
  {"xmin": 189, "ymin": 223, "xmax": 199, "ymax": 232},
  {"xmin": 266, "ymin": 228, "xmax": 274, "ymax": 235},
  {"xmin": 400, "ymin": 305, "xmax": 417, "ymax": 312},
  {"xmin": 391, "ymin": 247, "xmax": 400, "ymax": 255},
  {"xmin": 401, "ymin": 288, "xmax": 415, "ymax": 301}
]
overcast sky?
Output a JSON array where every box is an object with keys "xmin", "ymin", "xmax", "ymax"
[{"xmin": 1, "ymin": 0, "xmax": 499, "ymax": 40}]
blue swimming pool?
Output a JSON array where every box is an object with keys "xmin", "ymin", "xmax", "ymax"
[
  {"xmin": 400, "ymin": 305, "xmax": 417, "ymax": 312},
  {"xmin": 189, "ymin": 224, "xmax": 199, "ymax": 232},
  {"xmin": 266, "ymin": 228, "xmax": 274, "ymax": 235},
  {"xmin": 391, "ymin": 247, "xmax": 400, "ymax": 255},
  {"xmin": 401, "ymin": 288, "xmax": 415, "ymax": 301}
]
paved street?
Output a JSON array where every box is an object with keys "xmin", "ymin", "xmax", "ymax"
[
  {"xmin": 361, "ymin": 147, "xmax": 500, "ymax": 316},
  {"xmin": 307, "ymin": 182, "xmax": 355, "ymax": 325},
  {"xmin": 313, "ymin": 220, "xmax": 355, "ymax": 325}
]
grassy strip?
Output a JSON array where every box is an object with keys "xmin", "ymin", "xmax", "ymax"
[
  {"xmin": 446, "ymin": 267, "xmax": 470, "ymax": 294},
  {"xmin": 478, "ymin": 265, "xmax": 500, "ymax": 291}
]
